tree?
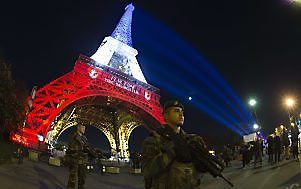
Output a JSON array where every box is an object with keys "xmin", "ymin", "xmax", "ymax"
[{"xmin": 0, "ymin": 57, "xmax": 26, "ymax": 141}]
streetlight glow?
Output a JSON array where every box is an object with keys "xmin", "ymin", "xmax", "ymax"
[
  {"xmin": 249, "ymin": 99, "xmax": 257, "ymax": 107},
  {"xmin": 285, "ymin": 97, "xmax": 295, "ymax": 108},
  {"xmin": 285, "ymin": 0, "xmax": 301, "ymax": 5},
  {"xmin": 253, "ymin": 123, "xmax": 259, "ymax": 130}
]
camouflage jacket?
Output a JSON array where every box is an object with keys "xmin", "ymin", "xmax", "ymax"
[
  {"xmin": 142, "ymin": 127, "xmax": 203, "ymax": 189},
  {"xmin": 66, "ymin": 132, "xmax": 89, "ymax": 164}
]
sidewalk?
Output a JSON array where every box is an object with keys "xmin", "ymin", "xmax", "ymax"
[
  {"xmin": 0, "ymin": 159, "xmax": 40, "ymax": 188},
  {"xmin": 202, "ymin": 156, "xmax": 301, "ymax": 188},
  {"xmin": 0, "ymin": 155, "xmax": 299, "ymax": 189}
]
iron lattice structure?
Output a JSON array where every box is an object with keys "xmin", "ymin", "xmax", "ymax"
[
  {"xmin": 11, "ymin": 4, "xmax": 165, "ymax": 158},
  {"xmin": 11, "ymin": 55, "xmax": 164, "ymax": 156}
]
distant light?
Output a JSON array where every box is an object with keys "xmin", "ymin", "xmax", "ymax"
[
  {"xmin": 37, "ymin": 134, "xmax": 44, "ymax": 142},
  {"xmin": 286, "ymin": 0, "xmax": 301, "ymax": 4},
  {"xmin": 253, "ymin": 123, "xmax": 259, "ymax": 130},
  {"xmin": 285, "ymin": 97, "xmax": 295, "ymax": 108},
  {"xmin": 188, "ymin": 96, "xmax": 192, "ymax": 101},
  {"xmin": 209, "ymin": 150, "xmax": 215, "ymax": 156},
  {"xmin": 249, "ymin": 99, "xmax": 257, "ymax": 107}
]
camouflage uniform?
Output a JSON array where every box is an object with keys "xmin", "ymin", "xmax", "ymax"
[
  {"xmin": 66, "ymin": 132, "xmax": 89, "ymax": 189},
  {"xmin": 142, "ymin": 126, "xmax": 203, "ymax": 189}
]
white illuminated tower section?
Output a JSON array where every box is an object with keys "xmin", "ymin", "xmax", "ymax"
[{"xmin": 91, "ymin": 3, "xmax": 147, "ymax": 83}]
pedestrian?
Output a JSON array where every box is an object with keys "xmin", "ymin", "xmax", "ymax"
[
  {"xmin": 247, "ymin": 142, "xmax": 254, "ymax": 165},
  {"xmin": 291, "ymin": 125, "xmax": 299, "ymax": 160},
  {"xmin": 241, "ymin": 142, "xmax": 249, "ymax": 168},
  {"xmin": 281, "ymin": 128, "xmax": 290, "ymax": 160},
  {"xmin": 253, "ymin": 139, "xmax": 262, "ymax": 167},
  {"xmin": 16, "ymin": 147, "xmax": 23, "ymax": 164},
  {"xmin": 142, "ymin": 100, "xmax": 205, "ymax": 189},
  {"xmin": 267, "ymin": 134, "xmax": 274, "ymax": 163},
  {"xmin": 222, "ymin": 145, "xmax": 231, "ymax": 167},
  {"xmin": 274, "ymin": 133, "xmax": 281, "ymax": 164}
]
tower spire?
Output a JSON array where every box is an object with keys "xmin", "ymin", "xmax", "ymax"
[
  {"xmin": 111, "ymin": 3, "xmax": 134, "ymax": 47},
  {"xmin": 91, "ymin": 3, "xmax": 147, "ymax": 83}
]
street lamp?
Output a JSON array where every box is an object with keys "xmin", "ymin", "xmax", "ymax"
[
  {"xmin": 249, "ymin": 99, "xmax": 257, "ymax": 107},
  {"xmin": 284, "ymin": 97, "xmax": 296, "ymax": 125},
  {"xmin": 253, "ymin": 123, "xmax": 259, "ymax": 130},
  {"xmin": 248, "ymin": 98, "xmax": 260, "ymax": 132},
  {"xmin": 285, "ymin": 98, "xmax": 295, "ymax": 108}
]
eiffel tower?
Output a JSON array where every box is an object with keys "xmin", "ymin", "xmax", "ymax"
[{"xmin": 11, "ymin": 3, "xmax": 164, "ymax": 158}]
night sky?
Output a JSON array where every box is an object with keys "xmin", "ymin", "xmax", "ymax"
[{"xmin": 1, "ymin": 0, "xmax": 301, "ymax": 150}]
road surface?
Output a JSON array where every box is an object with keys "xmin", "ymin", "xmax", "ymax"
[{"xmin": 0, "ymin": 157, "xmax": 300, "ymax": 189}]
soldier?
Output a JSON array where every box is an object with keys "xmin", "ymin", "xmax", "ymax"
[
  {"xmin": 66, "ymin": 124, "xmax": 95, "ymax": 189},
  {"xmin": 142, "ymin": 100, "xmax": 205, "ymax": 189}
]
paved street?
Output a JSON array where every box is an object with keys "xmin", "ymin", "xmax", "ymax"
[
  {"xmin": 0, "ymin": 157, "xmax": 301, "ymax": 189},
  {"xmin": 201, "ymin": 159, "xmax": 301, "ymax": 189}
]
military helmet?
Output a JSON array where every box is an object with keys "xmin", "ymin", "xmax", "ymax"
[{"xmin": 163, "ymin": 100, "xmax": 184, "ymax": 113}]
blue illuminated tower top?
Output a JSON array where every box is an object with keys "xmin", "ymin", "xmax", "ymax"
[
  {"xmin": 111, "ymin": 3, "xmax": 134, "ymax": 47},
  {"xmin": 91, "ymin": 3, "xmax": 147, "ymax": 83}
]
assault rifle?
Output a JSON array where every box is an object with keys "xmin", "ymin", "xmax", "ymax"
[
  {"xmin": 82, "ymin": 137, "xmax": 98, "ymax": 159},
  {"xmin": 71, "ymin": 134, "xmax": 98, "ymax": 159},
  {"xmin": 156, "ymin": 126, "xmax": 234, "ymax": 187}
]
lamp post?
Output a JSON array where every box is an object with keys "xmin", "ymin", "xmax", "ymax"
[
  {"xmin": 284, "ymin": 97, "xmax": 296, "ymax": 125},
  {"xmin": 253, "ymin": 123, "xmax": 259, "ymax": 130},
  {"xmin": 248, "ymin": 98, "xmax": 258, "ymax": 119},
  {"xmin": 248, "ymin": 98, "xmax": 260, "ymax": 128},
  {"xmin": 249, "ymin": 99, "xmax": 257, "ymax": 107},
  {"xmin": 248, "ymin": 98, "xmax": 262, "ymax": 140}
]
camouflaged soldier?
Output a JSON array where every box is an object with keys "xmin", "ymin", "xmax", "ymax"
[
  {"xmin": 66, "ymin": 124, "xmax": 90, "ymax": 189},
  {"xmin": 142, "ymin": 100, "xmax": 205, "ymax": 189}
]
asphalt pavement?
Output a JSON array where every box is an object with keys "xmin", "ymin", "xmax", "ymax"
[{"xmin": 0, "ymin": 156, "xmax": 300, "ymax": 189}]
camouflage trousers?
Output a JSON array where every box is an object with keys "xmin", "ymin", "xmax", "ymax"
[{"xmin": 67, "ymin": 164, "xmax": 86, "ymax": 189}]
